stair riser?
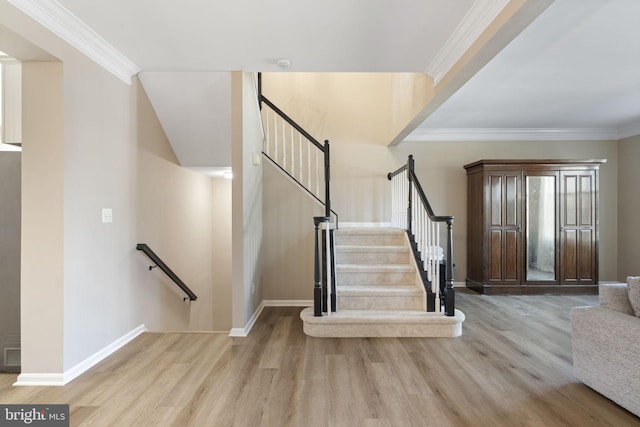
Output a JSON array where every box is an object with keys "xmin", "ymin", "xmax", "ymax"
[
  {"xmin": 336, "ymin": 251, "xmax": 409, "ymax": 265},
  {"xmin": 336, "ymin": 234, "xmax": 405, "ymax": 246},
  {"xmin": 302, "ymin": 321, "xmax": 463, "ymax": 338},
  {"xmin": 339, "ymin": 296, "xmax": 423, "ymax": 311},
  {"xmin": 337, "ymin": 272, "xmax": 416, "ymax": 286}
]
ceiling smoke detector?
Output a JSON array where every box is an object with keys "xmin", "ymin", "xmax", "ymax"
[{"xmin": 276, "ymin": 59, "xmax": 291, "ymax": 69}]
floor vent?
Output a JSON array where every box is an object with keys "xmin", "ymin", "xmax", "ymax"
[{"xmin": 4, "ymin": 348, "xmax": 21, "ymax": 367}]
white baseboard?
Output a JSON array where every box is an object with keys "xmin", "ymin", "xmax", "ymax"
[
  {"xmin": 229, "ymin": 301, "xmax": 265, "ymax": 337},
  {"xmin": 12, "ymin": 373, "xmax": 65, "ymax": 387},
  {"xmin": 228, "ymin": 300, "xmax": 314, "ymax": 337},
  {"xmin": 14, "ymin": 324, "xmax": 147, "ymax": 387},
  {"xmin": 340, "ymin": 222, "xmax": 392, "ymax": 228},
  {"xmin": 263, "ymin": 300, "xmax": 313, "ymax": 307}
]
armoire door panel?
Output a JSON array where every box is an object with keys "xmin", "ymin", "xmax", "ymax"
[
  {"xmin": 490, "ymin": 230, "xmax": 502, "ymax": 280},
  {"xmin": 562, "ymin": 229, "xmax": 578, "ymax": 281},
  {"xmin": 580, "ymin": 175, "xmax": 593, "ymax": 226},
  {"xmin": 490, "ymin": 176, "xmax": 502, "ymax": 226},
  {"xmin": 579, "ymin": 229, "xmax": 593, "ymax": 280},
  {"xmin": 505, "ymin": 230, "xmax": 518, "ymax": 280},
  {"xmin": 505, "ymin": 175, "xmax": 518, "ymax": 227},
  {"xmin": 563, "ymin": 175, "xmax": 578, "ymax": 227}
]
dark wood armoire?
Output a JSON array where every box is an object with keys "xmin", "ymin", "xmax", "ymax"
[{"xmin": 464, "ymin": 159, "xmax": 605, "ymax": 295}]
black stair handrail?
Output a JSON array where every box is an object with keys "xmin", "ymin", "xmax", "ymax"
[
  {"xmin": 388, "ymin": 155, "xmax": 456, "ymax": 316},
  {"xmin": 136, "ymin": 244, "xmax": 197, "ymax": 301}
]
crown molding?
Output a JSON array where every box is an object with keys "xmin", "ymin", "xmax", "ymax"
[
  {"xmin": 618, "ymin": 122, "xmax": 640, "ymax": 140},
  {"xmin": 7, "ymin": 0, "xmax": 140, "ymax": 84},
  {"xmin": 426, "ymin": 0, "xmax": 509, "ymax": 85},
  {"xmin": 404, "ymin": 127, "xmax": 623, "ymax": 142}
]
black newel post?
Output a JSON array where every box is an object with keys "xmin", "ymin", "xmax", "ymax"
[
  {"xmin": 407, "ymin": 155, "xmax": 414, "ymax": 232},
  {"xmin": 313, "ymin": 216, "xmax": 326, "ymax": 317},
  {"xmin": 324, "ymin": 140, "xmax": 331, "ymax": 219},
  {"xmin": 445, "ymin": 219, "xmax": 455, "ymax": 316}
]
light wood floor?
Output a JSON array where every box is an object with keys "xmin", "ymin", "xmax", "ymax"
[{"xmin": 1, "ymin": 291, "xmax": 639, "ymax": 426}]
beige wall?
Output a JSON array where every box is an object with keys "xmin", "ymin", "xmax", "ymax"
[
  {"xmin": 2, "ymin": 4, "xmax": 225, "ymax": 374},
  {"xmin": 262, "ymin": 73, "xmax": 433, "ymax": 147},
  {"xmin": 21, "ymin": 61, "xmax": 65, "ymax": 374},
  {"xmin": 212, "ymin": 178, "xmax": 232, "ymax": 331},
  {"xmin": 262, "ymin": 73, "xmax": 410, "ymax": 222},
  {"xmin": 262, "ymin": 160, "xmax": 325, "ymax": 301},
  {"xmin": 0, "ymin": 151, "xmax": 21, "ymax": 370},
  {"xmin": 618, "ymin": 134, "xmax": 640, "ymax": 279},
  {"xmin": 135, "ymin": 80, "xmax": 216, "ymax": 333}
]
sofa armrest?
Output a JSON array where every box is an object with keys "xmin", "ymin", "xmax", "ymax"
[
  {"xmin": 599, "ymin": 283, "xmax": 634, "ymax": 315},
  {"xmin": 571, "ymin": 306, "xmax": 640, "ymax": 416}
]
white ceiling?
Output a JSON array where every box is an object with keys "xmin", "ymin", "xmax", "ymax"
[
  {"xmin": 5, "ymin": 0, "xmax": 638, "ymax": 171},
  {"xmin": 53, "ymin": 0, "xmax": 476, "ymax": 73},
  {"xmin": 408, "ymin": 0, "xmax": 640, "ymax": 141},
  {"xmin": 138, "ymin": 72, "xmax": 232, "ymax": 172}
]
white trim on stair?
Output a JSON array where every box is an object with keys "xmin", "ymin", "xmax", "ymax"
[
  {"xmin": 263, "ymin": 300, "xmax": 313, "ymax": 307},
  {"xmin": 13, "ymin": 324, "xmax": 147, "ymax": 387}
]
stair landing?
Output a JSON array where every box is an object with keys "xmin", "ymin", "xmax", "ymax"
[{"xmin": 300, "ymin": 307, "xmax": 465, "ymax": 337}]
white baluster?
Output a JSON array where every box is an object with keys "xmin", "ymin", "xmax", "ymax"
[
  {"xmin": 282, "ymin": 120, "xmax": 286, "ymax": 171},
  {"xmin": 427, "ymin": 217, "xmax": 433, "ymax": 281},
  {"xmin": 299, "ymin": 134, "xmax": 303, "ymax": 184},
  {"xmin": 435, "ymin": 222, "xmax": 441, "ymax": 312},
  {"xmin": 274, "ymin": 114, "xmax": 278, "ymax": 163},
  {"xmin": 290, "ymin": 126, "xmax": 295, "ymax": 175},
  {"xmin": 265, "ymin": 108, "xmax": 270, "ymax": 157},
  {"xmin": 308, "ymin": 142, "xmax": 311, "ymax": 191},
  {"xmin": 316, "ymin": 149, "xmax": 320, "ymax": 197},
  {"xmin": 326, "ymin": 222, "xmax": 332, "ymax": 316}
]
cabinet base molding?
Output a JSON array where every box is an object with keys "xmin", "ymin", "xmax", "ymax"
[{"xmin": 466, "ymin": 281, "xmax": 598, "ymax": 295}]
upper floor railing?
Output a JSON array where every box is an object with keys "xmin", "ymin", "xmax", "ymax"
[{"xmin": 257, "ymin": 74, "xmax": 336, "ymax": 317}]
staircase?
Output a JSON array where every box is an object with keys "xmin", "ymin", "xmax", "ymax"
[{"xmin": 300, "ymin": 228, "xmax": 465, "ymax": 337}]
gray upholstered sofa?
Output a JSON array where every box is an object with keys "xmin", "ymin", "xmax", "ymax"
[{"xmin": 571, "ymin": 280, "xmax": 640, "ymax": 417}]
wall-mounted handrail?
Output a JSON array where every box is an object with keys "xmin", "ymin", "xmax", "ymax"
[
  {"xmin": 136, "ymin": 244, "xmax": 197, "ymax": 301},
  {"xmin": 388, "ymin": 155, "xmax": 455, "ymax": 316}
]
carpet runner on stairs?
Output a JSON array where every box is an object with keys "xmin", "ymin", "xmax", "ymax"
[{"xmin": 300, "ymin": 227, "xmax": 465, "ymax": 337}]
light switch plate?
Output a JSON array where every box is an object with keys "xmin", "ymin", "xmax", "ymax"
[{"xmin": 102, "ymin": 208, "xmax": 113, "ymax": 223}]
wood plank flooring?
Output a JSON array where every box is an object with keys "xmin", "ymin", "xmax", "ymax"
[{"xmin": 1, "ymin": 291, "xmax": 639, "ymax": 426}]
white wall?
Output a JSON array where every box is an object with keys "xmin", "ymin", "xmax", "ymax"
[{"xmin": 232, "ymin": 72, "xmax": 264, "ymax": 331}]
